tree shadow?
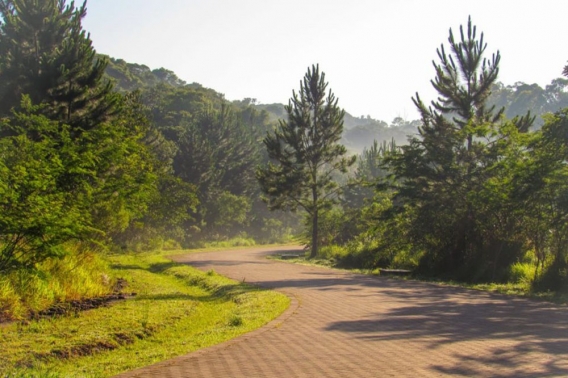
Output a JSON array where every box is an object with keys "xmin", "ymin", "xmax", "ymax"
[
  {"xmin": 148, "ymin": 261, "xmax": 179, "ymax": 273},
  {"xmin": 109, "ymin": 264, "xmax": 145, "ymax": 271},
  {"xmin": 224, "ymin": 267, "xmax": 568, "ymax": 377},
  {"xmin": 175, "ymin": 247, "xmax": 568, "ymax": 376},
  {"xmin": 140, "ymin": 293, "xmax": 201, "ymax": 301},
  {"xmin": 318, "ymin": 278, "xmax": 568, "ymax": 377}
]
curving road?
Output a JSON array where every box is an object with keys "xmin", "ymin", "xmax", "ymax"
[{"xmin": 118, "ymin": 246, "xmax": 568, "ymax": 377}]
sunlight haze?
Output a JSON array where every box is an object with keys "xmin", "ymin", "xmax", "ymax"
[{"xmin": 83, "ymin": 0, "xmax": 567, "ymax": 122}]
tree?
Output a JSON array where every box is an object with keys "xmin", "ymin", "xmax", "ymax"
[
  {"xmin": 0, "ymin": 0, "xmax": 117, "ymax": 133},
  {"xmin": 0, "ymin": 2, "xmax": 172, "ymax": 255},
  {"xmin": 344, "ymin": 139, "xmax": 397, "ymax": 210},
  {"xmin": 413, "ymin": 16, "xmax": 504, "ymax": 139},
  {"xmin": 134, "ymin": 81, "xmax": 284, "ymax": 243},
  {"xmin": 487, "ymin": 79, "xmax": 568, "ymax": 128},
  {"xmin": 0, "ymin": 106, "xmax": 93, "ymax": 273},
  {"xmin": 172, "ymin": 105, "xmax": 259, "ymax": 238},
  {"xmin": 257, "ymin": 64, "xmax": 355, "ymax": 258},
  {"xmin": 514, "ymin": 109, "xmax": 568, "ymax": 289},
  {"xmin": 385, "ymin": 17, "xmax": 532, "ymax": 280}
]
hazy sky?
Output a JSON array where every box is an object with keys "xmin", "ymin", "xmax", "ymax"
[{"xmin": 83, "ymin": 0, "xmax": 567, "ymax": 122}]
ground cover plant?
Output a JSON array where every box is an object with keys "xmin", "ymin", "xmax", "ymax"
[
  {"xmin": 0, "ymin": 251, "xmax": 289, "ymax": 377},
  {"xmin": 270, "ymin": 251, "xmax": 568, "ymax": 304}
]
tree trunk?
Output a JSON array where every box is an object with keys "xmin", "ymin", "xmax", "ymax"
[
  {"xmin": 311, "ymin": 184, "xmax": 318, "ymax": 259},
  {"xmin": 311, "ymin": 207, "xmax": 318, "ymax": 258}
]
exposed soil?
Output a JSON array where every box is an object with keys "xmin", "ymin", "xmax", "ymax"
[
  {"xmin": 1, "ymin": 278, "xmax": 137, "ymax": 324},
  {"xmin": 31, "ymin": 327, "xmax": 157, "ymax": 362}
]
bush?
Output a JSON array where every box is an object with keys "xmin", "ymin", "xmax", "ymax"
[
  {"xmin": 203, "ymin": 236, "xmax": 256, "ymax": 249},
  {"xmin": 335, "ymin": 240, "xmax": 379, "ymax": 269},
  {"xmin": 533, "ymin": 257, "xmax": 568, "ymax": 292},
  {"xmin": 509, "ymin": 262, "xmax": 536, "ymax": 285},
  {"xmin": 0, "ymin": 116, "xmax": 92, "ymax": 273},
  {"xmin": 316, "ymin": 245, "xmax": 348, "ymax": 260},
  {"xmin": 257, "ymin": 218, "xmax": 297, "ymax": 244}
]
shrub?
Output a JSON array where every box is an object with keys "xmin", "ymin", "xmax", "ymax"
[
  {"xmin": 316, "ymin": 245, "xmax": 348, "ymax": 260},
  {"xmin": 203, "ymin": 236, "xmax": 256, "ymax": 249},
  {"xmin": 509, "ymin": 262, "xmax": 537, "ymax": 285}
]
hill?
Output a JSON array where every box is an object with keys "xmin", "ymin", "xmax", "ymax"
[{"xmin": 103, "ymin": 56, "xmax": 568, "ymax": 152}]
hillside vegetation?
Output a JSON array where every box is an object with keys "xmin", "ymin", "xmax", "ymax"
[{"xmin": 1, "ymin": 1, "xmax": 568, "ymax": 327}]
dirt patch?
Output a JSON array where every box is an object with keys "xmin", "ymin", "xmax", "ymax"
[
  {"xmin": 28, "ymin": 278, "xmax": 136, "ymax": 321},
  {"xmin": 31, "ymin": 326, "xmax": 158, "ymax": 362},
  {"xmin": 1, "ymin": 278, "xmax": 136, "ymax": 324}
]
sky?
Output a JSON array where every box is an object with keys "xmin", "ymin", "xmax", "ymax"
[{"xmin": 83, "ymin": 0, "xmax": 568, "ymax": 123}]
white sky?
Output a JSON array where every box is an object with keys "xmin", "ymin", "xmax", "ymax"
[{"xmin": 83, "ymin": 0, "xmax": 568, "ymax": 122}]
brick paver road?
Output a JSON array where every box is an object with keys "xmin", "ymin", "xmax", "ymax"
[{"xmin": 118, "ymin": 246, "xmax": 568, "ymax": 377}]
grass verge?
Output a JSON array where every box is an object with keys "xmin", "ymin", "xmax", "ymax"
[
  {"xmin": 1, "ymin": 252, "xmax": 289, "ymax": 377},
  {"xmin": 269, "ymin": 253, "xmax": 568, "ymax": 304}
]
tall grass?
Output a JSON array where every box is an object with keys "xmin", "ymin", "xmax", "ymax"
[
  {"xmin": 0, "ymin": 244, "xmax": 112, "ymax": 321},
  {"xmin": 202, "ymin": 236, "xmax": 257, "ymax": 249}
]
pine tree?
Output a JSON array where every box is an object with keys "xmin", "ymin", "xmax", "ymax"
[
  {"xmin": 257, "ymin": 65, "xmax": 355, "ymax": 258},
  {"xmin": 386, "ymin": 17, "xmax": 532, "ymax": 280},
  {"xmin": 0, "ymin": 0, "xmax": 116, "ymax": 134},
  {"xmin": 173, "ymin": 105, "xmax": 260, "ymax": 237}
]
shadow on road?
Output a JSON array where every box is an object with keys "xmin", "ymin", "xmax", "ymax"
[{"xmin": 176, "ymin": 248, "xmax": 568, "ymax": 377}]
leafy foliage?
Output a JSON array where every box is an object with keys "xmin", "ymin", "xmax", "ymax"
[
  {"xmin": 0, "ymin": 0, "xmax": 169, "ymax": 270},
  {"xmin": 105, "ymin": 57, "xmax": 187, "ymax": 92},
  {"xmin": 514, "ymin": 109, "xmax": 568, "ymax": 289},
  {"xmin": 138, "ymin": 83, "xmax": 268, "ymax": 240},
  {"xmin": 0, "ymin": 109, "xmax": 93, "ymax": 272},
  {"xmin": 488, "ymin": 79, "xmax": 568, "ymax": 128}
]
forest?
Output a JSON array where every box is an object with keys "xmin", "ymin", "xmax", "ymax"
[{"xmin": 1, "ymin": 0, "xmax": 568, "ymax": 324}]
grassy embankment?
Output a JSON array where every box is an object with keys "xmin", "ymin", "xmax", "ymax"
[
  {"xmin": 0, "ymin": 248, "xmax": 289, "ymax": 377},
  {"xmin": 270, "ymin": 246, "xmax": 568, "ymax": 304}
]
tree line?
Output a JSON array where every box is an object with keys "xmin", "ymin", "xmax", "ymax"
[
  {"xmin": 1, "ymin": 1, "xmax": 567, "ymax": 293},
  {"xmin": 0, "ymin": 0, "xmax": 297, "ymax": 275},
  {"xmin": 259, "ymin": 17, "xmax": 568, "ymax": 291}
]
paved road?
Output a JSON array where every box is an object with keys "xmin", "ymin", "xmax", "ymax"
[{"xmin": 118, "ymin": 246, "xmax": 568, "ymax": 377}]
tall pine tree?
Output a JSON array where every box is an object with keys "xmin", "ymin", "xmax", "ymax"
[
  {"xmin": 257, "ymin": 65, "xmax": 355, "ymax": 258},
  {"xmin": 0, "ymin": 0, "xmax": 116, "ymax": 134},
  {"xmin": 386, "ymin": 17, "xmax": 532, "ymax": 280}
]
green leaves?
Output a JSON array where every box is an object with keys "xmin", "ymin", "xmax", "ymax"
[
  {"xmin": 0, "ymin": 1, "xmax": 175, "ymax": 265},
  {"xmin": 0, "ymin": 114, "xmax": 92, "ymax": 272}
]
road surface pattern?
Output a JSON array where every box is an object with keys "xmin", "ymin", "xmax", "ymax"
[{"xmin": 118, "ymin": 246, "xmax": 568, "ymax": 377}]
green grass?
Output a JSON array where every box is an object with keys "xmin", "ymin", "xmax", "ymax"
[
  {"xmin": 0, "ymin": 252, "xmax": 289, "ymax": 377},
  {"xmin": 270, "ymin": 254, "xmax": 568, "ymax": 304}
]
